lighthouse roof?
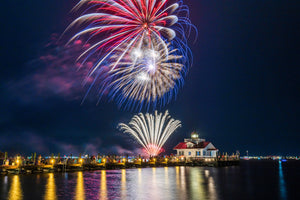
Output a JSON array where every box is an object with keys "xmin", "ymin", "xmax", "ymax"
[{"xmin": 173, "ymin": 141, "xmax": 212, "ymax": 150}]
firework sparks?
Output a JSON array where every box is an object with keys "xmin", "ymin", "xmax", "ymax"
[
  {"xmin": 118, "ymin": 110, "xmax": 181, "ymax": 157},
  {"xmin": 100, "ymin": 38, "xmax": 186, "ymax": 110},
  {"xmin": 66, "ymin": 0, "xmax": 193, "ymax": 75},
  {"xmin": 64, "ymin": 0, "xmax": 196, "ymax": 110}
]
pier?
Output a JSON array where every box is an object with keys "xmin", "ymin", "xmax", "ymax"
[{"xmin": 0, "ymin": 153, "xmax": 240, "ymax": 175}]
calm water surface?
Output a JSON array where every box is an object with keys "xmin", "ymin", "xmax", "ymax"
[{"xmin": 1, "ymin": 160, "xmax": 299, "ymax": 200}]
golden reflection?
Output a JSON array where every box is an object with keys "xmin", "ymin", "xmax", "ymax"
[
  {"xmin": 138, "ymin": 168, "xmax": 142, "ymax": 184},
  {"xmin": 175, "ymin": 166, "xmax": 180, "ymax": 186},
  {"xmin": 163, "ymin": 167, "xmax": 172, "ymax": 199},
  {"xmin": 121, "ymin": 169, "xmax": 127, "ymax": 199},
  {"xmin": 44, "ymin": 173, "xmax": 57, "ymax": 200},
  {"xmin": 8, "ymin": 175, "xmax": 23, "ymax": 200},
  {"xmin": 100, "ymin": 170, "xmax": 107, "ymax": 200},
  {"xmin": 179, "ymin": 166, "xmax": 186, "ymax": 188},
  {"xmin": 190, "ymin": 168, "xmax": 206, "ymax": 199},
  {"xmin": 205, "ymin": 169, "xmax": 210, "ymax": 177},
  {"xmin": 208, "ymin": 177, "xmax": 217, "ymax": 200},
  {"xmin": 152, "ymin": 167, "xmax": 156, "ymax": 174},
  {"xmin": 177, "ymin": 166, "xmax": 187, "ymax": 199},
  {"xmin": 75, "ymin": 172, "xmax": 85, "ymax": 200},
  {"xmin": 152, "ymin": 167, "xmax": 157, "ymax": 184},
  {"xmin": 164, "ymin": 167, "xmax": 169, "ymax": 186}
]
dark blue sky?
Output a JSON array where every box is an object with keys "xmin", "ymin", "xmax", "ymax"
[{"xmin": 0, "ymin": 0, "xmax": 299, "ymax": 156}]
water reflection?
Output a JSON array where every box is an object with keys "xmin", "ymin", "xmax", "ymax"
[
  {"xmin": 2, "ymin": 162, "xmax": 293, "ymax": 200},
  {"xmin": 177, "ymin": 166, "xmax": 187, "ymax": 199},
  {"xmin": 151, "ymin": 168, "xmax": 159, "ymax": 199},
  {"xmin": 278, "ymin": 161, "xmax": 287, "ymax": 200},
  {"xmin": 152, "ymin": 167, "xmax": 156, "ymax": 179},
  {"xmin": 175, "ymin": 166, "xmax": 180, "ymax": 186},
  {"xmin": 100, "ymin": 170, "xmax": 107, "ymax": 200},
  {"xmin": 44, "ymin": 173, "xmax": 57, "ymax": 200},
  {"xmin": 8, "ymin": 175, "xmax": 23, "ymax": 200},
  {"xmin": 75, "ymin": 172, "xmax": 85, "ymax": 200},
  {"xmin": 208, "ymin": 177, "xmax": 217, "ymax": 200},
  {"xmin": 190, "ymin": 167, "xmax": 206, "ymax": 199},
  {"xmin": 138, "ymin": 168, "xmax": 142, "ymax": 184},
  {"xmin": 136, "ymin": 168, "xmax": 143, "ymax": 200},
  {"xmin": 179, "ymin": 167, "xmax": 186, "ymax": 189},
  {"xmin": 164, "ymin": 167, "xmax": 169, "ymax": 186},
  {"xmin": 3, "ymin": 167, "xmax": 219, "ymax": 200},
  {"xmin": 2, "ymin": 176, "xmax": 8, "ymax": 195},
  {"xmin": 121, "ymin": 169, "xmax": 126, "ymax": 199},
  {"xmin": 177, "ymin": 167, "xmax": 218, "ymax": 200}
]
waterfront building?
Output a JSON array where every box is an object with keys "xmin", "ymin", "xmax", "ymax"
[{"xmin": 173, "ymin": 132, "xmax": 218, "ymax": 159}]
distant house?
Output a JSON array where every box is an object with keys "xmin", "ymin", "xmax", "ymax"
[{"xmin": 173, "ymin": 132, "xmax": 218, "ymax": 159}]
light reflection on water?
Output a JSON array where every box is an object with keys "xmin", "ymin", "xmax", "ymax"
[
  {"xmin": 120, "ymin": 169, "xmax": 126, "ymax": 200},
  {"xmin": 75, "ymin": 171, "xmax": 85, "ymax": 200},
  {"xmin": 100, "ymin": 170, "xmax": 107, "ymax": 200},
  {"xmin": 44, "ymin": 173, "xmax": 57, "ymax": 200},
  {"xmin": 2, "ymin": 161, "xmax": 297, "ymax": 200},
  {"xmin": 278, "ymin": 161, "xmax": 287, "ymax": 200},
  {"xmin": 8, "ymin": 175, "xmax": 23, "ymax": 200},
  {"xmin": 190, "ymin": 166, "xmax": 206, "ymax": 199}
]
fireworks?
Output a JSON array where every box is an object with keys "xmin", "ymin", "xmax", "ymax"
[
  {"xmin": 67, "ymin": 0, "xmax": 192, "ymax": 71},
  {"xmin": 99, "ymin": 39, "xmax": 186, "ymax": 110},
  {"xmin": 118, "ymin": 110, "xmax": 181, "ymax": 156},
  {"xmin": 66, "ymin": 0, "xmax": 195, "ymax": 109}
]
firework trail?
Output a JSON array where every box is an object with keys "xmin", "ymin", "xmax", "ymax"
[
  {"xmin": 65, "ymin": 0, "xmax": 195, "ymax": 110},
  {"xmin": 66, "ymin": 0, "xmax": 193, "ymax": 74},
  {"xmin": 98, "ymin": 38, "xmax": 186, "ymax": 110},
  {"xmin": 118, "ymin": 110, "xmax": 181, "ymax": 157}
]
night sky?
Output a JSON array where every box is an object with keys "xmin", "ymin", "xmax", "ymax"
[{"xmin": 0, "ymin": 1, "xmax": 299, "ymax": 156}]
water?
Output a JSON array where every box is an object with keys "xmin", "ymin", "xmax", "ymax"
[{"xmin": 1, "ymin": 160, "xmax": 299, "ymax": 200}]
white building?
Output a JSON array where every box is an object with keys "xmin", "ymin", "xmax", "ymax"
[{"xmin": 174, "ymin": 132, "xmax": 218, "ymax": 159}]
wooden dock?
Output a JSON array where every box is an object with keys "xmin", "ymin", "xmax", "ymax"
[{"xmin": 0, "ymin": 159, "xmax": 239, "ymax": 175}]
